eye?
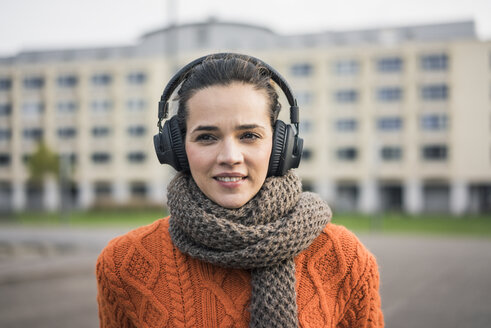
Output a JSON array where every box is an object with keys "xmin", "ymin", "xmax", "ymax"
[
  {"xmin": 195, "ymin": 134, "xmax": 217, "ymax": 143},
  {"xmin": 240, "ymin": 132, "xmax": 260, "ymax": 141}
]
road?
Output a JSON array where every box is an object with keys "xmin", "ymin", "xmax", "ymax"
[{"xmin": 0, "ymin": 226, "xmax": 490, "ymax": 328}]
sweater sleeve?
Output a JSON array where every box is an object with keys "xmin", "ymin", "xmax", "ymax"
[
  {"xmin": 337, "ymin": 252, "xmax": 384, "ymax": 328},
  {"xmin": 96, "ymin": 243, "xmax": 136, "ymax": 328}
]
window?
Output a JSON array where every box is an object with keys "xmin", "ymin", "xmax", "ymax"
[
  {"xmin": 381, "ymin": 146, "xmax": 402, "ymax": 161},
  {"xmin": 91, "ymin": 99, "xmax": 112, "ymax": 113},
  {"xmin": 421, "ymin": 84, "xmax": 448, "ymax": 100},
  {"xmin": 335, "ymin": 89, "xmax": 358, "ymax": 103},
  {"xmin": 0, "ymin": 182, "xmax": 12, "ymax": 205},
  {"xmin": 57, "ymin": 75, "xmax": 78, "ymax": 88},
  {"xmin": 421, "ymin": 54, "xmax": 448, "ymax": 71},
  {"xmin": 299, "ymin": 121, "xmax": 313, "ymax": 133},
  {"xmin": 0, "ymin": 182, "xmax": 14, "ymax": 207},
  {"xmin": 92, "ymin": 126, "xmax": 111, "ymax": 137},
  {"xmin": 377, "ymin": 87, "xmax": 402, "ymax": 102},
  {"xmin": 335, "ymin": 119, "xmax": 358, "ymax": 132},
  {"xmin": 423, "ymin": 183, "xmax": 450, "ymax": 212},
  {"xmin": 422, "ymin": 145, "xmax": 448, "ymax": 161},
  {"xmin": 23, "ymin": 128, "xmax": 43, "ymax": 141},
  {"xmin": 22, "ymin": 154, "xmax": 34, "ymax": 164},
  {"xmin": 127, "ymin": 72, "xmax": 146, "ymax": 85},
  {"xmin": 296, "ymin": 92, "xmax": 313, "ymax": 106},
  {"xmin": 57, "ymin": 101, "xmax": 77, "ymax": 114},
  {"xmin": 335, "ymin": 183, "xmax": 359, "ymax": 211},
  {"xmin": 127, "ymin": 125, "xmax": 146, "ymax": 137},
  {"xmin": 126, "ymin": 98, "xmax": 146, "ymax": 112},
  {"xmin": 91, "ymin": 152, "xmax": 111, "ymax": 164},
  {"xmin": 91, "ymin": 73, "xmax": 112, "ymax": 86},
  {"xmin": 302, "ymin": 180, "xmax": 314, "ymax": 192},
  {"xmin": 59, "ymin": 153, "xmax": 77, "ymax": 165},
  {"xmin": 420, "ymin": 114, "xmax": 448, "ymax": 131},
  {"xmin": 0, "ymin": 103, "xmax": 12, "ymax": 116},
  {"xmin": 0, "ymin": 154, "xmax": 10, "ymax": 166},
  {"xmin": 0, "ymin": 78, "xmax": 12, "ymax": 91},
  {"xmin": 57, "ymin": 127, "xmax": 77, "ymax": 139},
  {"xmin": 23, "ymin": 76, "xmax": 44, "ymax": 89},
  {"xmin": 291, "ymin": 63, "xmax": 313, "ymax": 77},
  {"xmin": 302, "ymin": 149, "xmax": 313, "ymax": 161},
  {"xmin": 333, "ymin": 59, "xmax": 359, "ymax": 76},
  {"xmin": 22, "ymin": 102, "xmax": 44, "ymax": 116},
  {"xmin": 376, "ymin": 57, "xmax": 403, "ymax": 73},
  {"xmin": 377, "ymin": 117, "xmax": 402, "ymax": 131},
  {"xmin": 127, "ymin": 152, "xmax": 146, "ymax": 163},
  {"xmin": 337, "ymin": 147, "xmax": 358, "ymax": 161},
  {"xmin": 0, "ymin": 129, "xmax": 11, "ymax": 141},
  {"xmin": 130, "ymin": 181, "xmax": 147, "ymax": 197},
  {"xmin": 94, "ymin": 182, "xmax": 112, "ymax": 197}
]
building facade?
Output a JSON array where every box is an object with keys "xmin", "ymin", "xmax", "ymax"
[{"xmin": 0, "ymin": 19, "xmax": 490, "ymax": 214}]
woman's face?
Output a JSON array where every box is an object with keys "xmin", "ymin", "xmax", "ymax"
[{"xmin": 185, "ymin": 82, "xmax": 273, "ymax": 209}]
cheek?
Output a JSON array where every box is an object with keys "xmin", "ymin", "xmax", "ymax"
[
  {"xmin": 185, "ymin": 143, "xmax": 208, "ymax": 171},
  {"xmin": 253, "ymin": 142, "xmax": 273, "ymax": 173}
]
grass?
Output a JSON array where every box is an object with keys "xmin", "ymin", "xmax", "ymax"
[
  {"xmin": 1, "ymin": 209, "xmax": 491, "ymax": 238},
  {"xmin": 332, "ymin": 212, "xmax": 491, "ymax": 238},
  {"xmin": 3, "ymin": 208, "xmax": 167, "ymax": 228}
]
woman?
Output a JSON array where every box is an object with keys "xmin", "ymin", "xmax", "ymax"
[{"xmin": 96, "ymin": 53, "xmax": 384, "ymax": 327}]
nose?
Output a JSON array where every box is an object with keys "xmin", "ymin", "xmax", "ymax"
[{"xmin": 217, "ymin": 138, "xmax": 243, "ymax": 166}]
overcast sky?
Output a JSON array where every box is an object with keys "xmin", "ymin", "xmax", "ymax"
[{"xmin": 1, "ymin": 0, "xmax": 490, "ymax": 56}]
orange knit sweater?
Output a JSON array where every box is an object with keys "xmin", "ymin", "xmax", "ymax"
[{"xmin": 96, "ymin": 217, "xmax": 383, "ymax": 327}]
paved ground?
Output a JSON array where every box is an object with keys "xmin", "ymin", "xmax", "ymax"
[
  {"xmin": 362, "ymin": 234, "xmax": 491, "ymax": 328},
  {"xmin": 0, "ymin": 226, "xmax": 490, "ymax": 328}
]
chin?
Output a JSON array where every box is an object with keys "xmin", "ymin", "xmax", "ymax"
[{"xmin": 214, "ymin": 196, "xmax": 249, "ymax": 209}]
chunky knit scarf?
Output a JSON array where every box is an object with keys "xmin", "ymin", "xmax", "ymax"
[{"xmin": 167, "ymin": 171, "xmax": 332, "ymax": 328}]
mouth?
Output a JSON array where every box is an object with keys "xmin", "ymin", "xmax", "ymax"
[{"xmin": 214, "ymin": 176, "xmax": 247, "ymax": 182}]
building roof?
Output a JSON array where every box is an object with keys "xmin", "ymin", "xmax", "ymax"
[
  {"xmin": 0, "ymin": 19, "xmax": 478, "ymax": 64},
  {"xmin": 140, "ymin": 18, "xmax": 275, "ymax": 40}
]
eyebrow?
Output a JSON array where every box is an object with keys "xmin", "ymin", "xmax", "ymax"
[
  {"xmin": 190, "ymin": 124, "xmax": 265, "ymax": 133},
  {"xmin": 192, "ymin": 125, "xmax": 218, "ymax": 132}
]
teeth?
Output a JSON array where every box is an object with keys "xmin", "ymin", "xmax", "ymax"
[{"xmin": 216, "ymin": 177, "xmax": 243, "ymax": 182}]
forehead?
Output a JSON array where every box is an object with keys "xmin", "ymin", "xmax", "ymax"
[{"xmin": 186, "ymin": 83, "xmax": 270, "ymax": 126}]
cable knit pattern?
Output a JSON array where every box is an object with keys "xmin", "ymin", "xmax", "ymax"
[
  {"xmin": 167, "ymin": 171, "xmax": 332, "ymax": 328},
  {"xmin": 97, "ymin": 218, "xmax": 384, "ymax": 327}
]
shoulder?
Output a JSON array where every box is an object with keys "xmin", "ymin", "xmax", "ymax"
[
  {"xmin": 300, "ymin": 223, "xmax": 378, "ymax": 290},
  {"xmin": 322, "ymin": 223, "xmax": 371, "ymax": 260},
  {"xmin": 310, "ymin": 223, "xmax": 372, "ymax": 260},
  {"xmin": 96, "ymin": 217, "xmax": 171, "ymax": 274},
  {"xmin": 96, "ymin": 218, "xmax": 172, "ymax": 324}
]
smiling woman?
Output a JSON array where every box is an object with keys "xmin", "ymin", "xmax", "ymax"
[
  {"xmin": 96, "ymin": 53, "xmax": 384, "ymax": 328},
  {"xmin": 185, "ymin": 83, "xmax": 273, "ymax": 208}
]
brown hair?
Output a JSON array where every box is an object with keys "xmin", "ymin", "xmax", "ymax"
[{"xmin": 176, "ymin": 54, "xmax": 281, "ymax": 134}]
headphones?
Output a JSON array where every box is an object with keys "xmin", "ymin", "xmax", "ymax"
[{"xmin": 153, "ymin": 53, "xmax": 303, "ymax": 177}]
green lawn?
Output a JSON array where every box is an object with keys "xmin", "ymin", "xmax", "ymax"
[
  {"xmin": 332, "ymin": 213, "xmax": 491, "ymax": 238},
  {"xmin": 5, "ymin": 208, "xmax": 167, "ymax": 228},
  {"xmin": 2, "ymin": 209, "xmax": 491, "ymax": 238}
]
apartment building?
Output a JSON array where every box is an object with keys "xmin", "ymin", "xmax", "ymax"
[{"xmin": 0, "ymin": 19, "xmax": 490, "ymax": 214}]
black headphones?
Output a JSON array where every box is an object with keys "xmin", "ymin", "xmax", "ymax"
[{"xmin": 153, "ymin": 53, "xmax": 303, "ymax": 177}]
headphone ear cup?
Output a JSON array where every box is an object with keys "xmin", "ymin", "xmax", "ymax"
[
  {"xmin": 267, "ymin": 120, "xmax": 304, "ymax": 177},
  {"xmin": 153, "ymin": 116, "xmax": 189, "ymax": 171},
  {"xmin": 268, "ymin": 120, "xmax": 288, "ymax": 177},
  {"xmin": 167, "ymin": 116, "xmax": 189, "ymax": 171}
]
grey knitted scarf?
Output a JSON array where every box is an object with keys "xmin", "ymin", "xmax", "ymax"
[{"xmin": 167, "ymin": 171, "xmax": 332, "ymax": 328}]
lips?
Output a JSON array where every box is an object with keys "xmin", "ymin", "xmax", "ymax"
[
  {"xmin": 215, "ymin": 176, "xmax": 245, "ymax": 182},
  {"xmin": 213, "ymin": 173, "xmax": 247, "ymax": 184}
]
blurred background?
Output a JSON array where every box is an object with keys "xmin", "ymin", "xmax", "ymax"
[{"xmin": 0, "ymin": 0, "xmax": 490, "ymax": 327}]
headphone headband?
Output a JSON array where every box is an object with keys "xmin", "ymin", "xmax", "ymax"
[
  {"xmin": 154, "ymin": 53, "xmax": 304, "ymax": 176},
  {"xmin": 157, "ymin": 53, "xmax": 299, "ymax": 132}
]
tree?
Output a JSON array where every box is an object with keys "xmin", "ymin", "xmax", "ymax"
[{"xmin": 27, "ymin": 141, "xmax": 59, "ymax": 184}]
